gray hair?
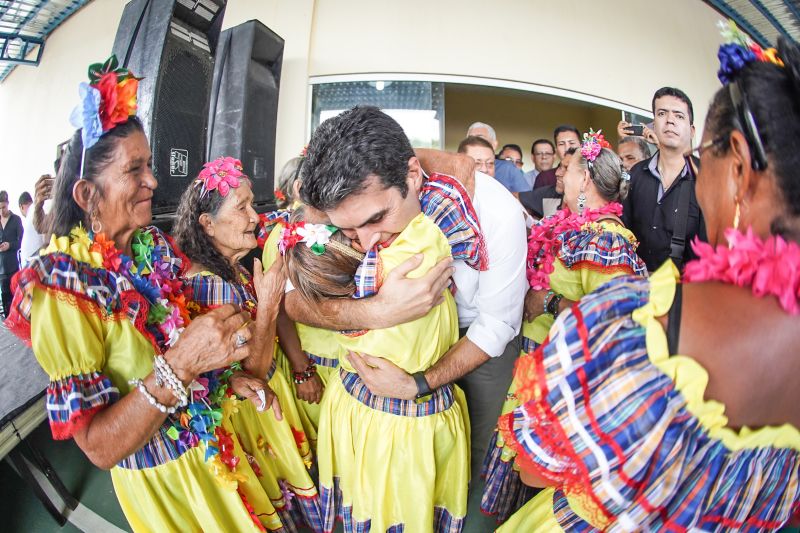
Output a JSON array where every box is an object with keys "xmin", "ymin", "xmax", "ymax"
[
  {"xmin": 467, "ymin": 121, "xmax": 497, "ymax": 143},
  {"xmin": 619, "ymin": 136, "xmax": 651, "ymax": 160},
  {"xmin": 575, "ymin": 147, "xmax": 630, "ymax": 202},
  {"xmin": 276, "ymin": 156, "xmax": 303, "ymax": 209}
]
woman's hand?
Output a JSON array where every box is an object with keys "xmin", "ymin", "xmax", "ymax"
[
  {"xmin": 295, "ymin": 374, "xmax": 323, "ymax": 404},
  {"xmin": 253, "ymin": 257, "xmax": 286, "ymax": 313},
  {"xmin": 523, "ymin": 288, "xmax": 548, "ymax": 322},
  {"xmin": 166, "ymin": 304, "xmax": 255, "ymax": 382},
  {"xmin": 229, "ymin": 371, "xmax": 282, "ymax": 419}
]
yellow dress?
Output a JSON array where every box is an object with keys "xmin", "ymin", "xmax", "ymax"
[
  {"xmin": 262, "ymin": 221, "xmax": 342, "ymax": 436},
  {"xmin": 316, "ymin": 212, "xmax": 470, "ymax": 532},
  {"xmin": 10, "ymin": 226, "xmax": 316, "ymax": 532},
  {"xmin": 481, "ymin": 221, "xmax": 647, "ymax": 522},
  {"xmin": 185, "ymin": 268, "xmax": 322, "ymax": 530},
  {"xmin": 498, "ymin": 263, "xmax": 800, "ymax": 531}
]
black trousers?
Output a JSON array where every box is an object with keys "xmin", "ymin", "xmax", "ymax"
[{"xmin": 1, "ymin": 274, "xmax": 14, "ymax": 319}]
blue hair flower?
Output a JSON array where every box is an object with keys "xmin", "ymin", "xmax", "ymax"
[
  {"xmin": 717, "ymin": 43, "xmax": 756, "ymax": 84},
  {"xmin": 69, "ymin": 82, "xmax": 103, "ymax": 149}
]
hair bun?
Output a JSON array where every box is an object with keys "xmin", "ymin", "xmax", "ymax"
[{"xmin": 778, "ymin": 37, "xmax": 800, "ymax": 100}]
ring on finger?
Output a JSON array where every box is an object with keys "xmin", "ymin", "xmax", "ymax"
[
  {"xmin": 237, "ymin": 319, "xmax": 252, "ymax": 331},
  {"xmin": 235, "ymin": 333, "xmax": 248, "ymax": 347}
]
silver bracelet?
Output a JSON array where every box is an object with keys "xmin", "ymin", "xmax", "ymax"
[
  {"xmin": 153, "ymin": 355, "xmax": 189, "ymax": 407},
  {"xmin": 129, "ymin": 379, "xmax": 177, "ymax": 414}
]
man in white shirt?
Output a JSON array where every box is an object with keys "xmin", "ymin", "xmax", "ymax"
[
  {"xmin": 285, "ymin": 107, "xmax": 527, "ymax": 477},
  {"xmin": 19, "ymin": 175, "xmax": 52, "ymax": 266}
]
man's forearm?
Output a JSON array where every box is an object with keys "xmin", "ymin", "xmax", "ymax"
[
  {"xmin": 284, "ymin": 290, "xmax": 380, "ymax": 330},
  {"xmin": 32, "ymin": 206, "xmax": 48, "ymax": 234},
  {"xmin": 423, "ymin": 336, "xmax": 490, "ymax": 390}
]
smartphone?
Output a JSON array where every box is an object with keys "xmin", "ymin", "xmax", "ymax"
[{"xmin": 626, "ymin": 124, "xmax": 644, "ymax": 136}]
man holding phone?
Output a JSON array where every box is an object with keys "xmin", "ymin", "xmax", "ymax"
[
  {"xmin": 19, "ymin": 174, "xmax": 53, "ymax": 266},
  {"xmin": 621, "ymin": 87, "xmax": 707, "ymax": 271}
]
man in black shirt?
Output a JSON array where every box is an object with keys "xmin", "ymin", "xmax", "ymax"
[
  {"xmin": 0, "ymin": 190, "xmax": 23, "ymax": 318},
  {"xmin": 622, "ymin": 87, "xmax": 707, "ymax": 271},
  {"xmin": 519, "ymin": 147, "xmax": 575, "ymax": 219}
]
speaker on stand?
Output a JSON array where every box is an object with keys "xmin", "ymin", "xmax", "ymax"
[
  {"xmin": 207, "ymin": 20, "xmax": 284, "ymax": 211},
  {"xmin": 112, "ymin": 0, "xmax": 227, "ymax": 221}
]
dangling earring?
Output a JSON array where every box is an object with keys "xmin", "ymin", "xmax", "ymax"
[
  {"xmin": 577, "ymin": 190, "xmax": 587, "ymax": 215},
  {"xmin": 732, "ymin": 199, "xmax": 741, "ymax": 231},
  {"xmin": 90, "ymin": 208, "xmax": 102, "ymax": 234}
]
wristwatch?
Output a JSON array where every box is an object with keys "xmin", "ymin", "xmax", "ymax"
[{"xmin": 412, "ymin": 371, "xmax": 432, "ymax": 400}]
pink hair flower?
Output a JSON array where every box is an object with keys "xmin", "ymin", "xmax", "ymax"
[{"xmin": 196, "ymin": 157, "xmax": 246, "ymax": 198}]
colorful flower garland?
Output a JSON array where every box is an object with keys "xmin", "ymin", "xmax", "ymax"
[
  {"xmin": 527, "ymin": 203, "xmax": 623, "ymax": 291},
  {"xmin": 82, "ymin": 226, "xmax": 238, "ymax": 468},
  {"xmin": 684, "ymin": 227, "xmax": 800, "ymax": 315}
]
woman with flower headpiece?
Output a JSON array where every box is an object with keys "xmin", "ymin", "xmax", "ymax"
[
  {"xmin": 5, "ymin": 55, "xmax": 307, "ymax": 532},
  {"xmin": 481, "ymin": 133, "xmax": 647, "ymax": 523},
  {"xmin": 173, "ymin": 157, "xmax": 323, "ymax": 532},
  {"xmin": 495, "ymin": 24, "xmax": 800, "ymax": 532},
  {"xmin": 279, "ymin": 201, "xmax": 470, "ymax": 531},
  {"xmin": 255, "ymin": 153, "xmax": 336, "ymax": 443}
]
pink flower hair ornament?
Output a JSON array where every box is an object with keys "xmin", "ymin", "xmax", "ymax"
[
  {"xmin": 195, "ymin": 157, "xmax": 246, "ymax": 198},
  {"xmin": 580, "ymin": 129, "xmax": 611, "ymax": 164}
]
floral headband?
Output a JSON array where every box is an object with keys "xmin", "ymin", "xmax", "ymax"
[
  {"xmin": 581, "ymin": 129, "xmax": 630, "ymax": 181},
  {"xmin": 580, "ymin": 129, "xmax": 611, "ymax": 163},
  {"xmin": 717, "ymin": 20, "xmax": 784, "ymax": 85},
  {"xmin": 70, "ymin": 55, "xmax": 139, "ymax": 151},
  {"xmin": 279, "ymin": 221, "xmax": 365, "ymax": 261},
  {"xmin": 195, "ymin": 157, "xmax": 246, "ymax": 198}
]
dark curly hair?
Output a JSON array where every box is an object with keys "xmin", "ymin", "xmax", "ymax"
[
  {"xmin": 173, "ymin": 179, "xmax": 238, "ymax": 282},
  {"xmin": 705, "ymin": 37, "xmax": 800, "ymax": 238}
]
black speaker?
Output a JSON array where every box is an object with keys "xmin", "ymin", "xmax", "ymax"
[
  {"xmin": 207, "ymin": 20, "xmax": 284, "ymax": 208},
  {"xmin": 112, "ymin": 0, "xmax": 227, "ymax": 216}
]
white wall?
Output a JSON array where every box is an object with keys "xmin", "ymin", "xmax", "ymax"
[{"xmin": 0, "ymin": 0, "xmax": 726, "ymax": 210}]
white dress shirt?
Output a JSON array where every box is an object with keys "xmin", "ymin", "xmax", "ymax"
[
  {"xmin": 19, "ymin": 208, "xmax": 46, "ymax": 266},
  {"xmin": 453, "ymin": 172, "xmax": 527, "ymax": 357}
]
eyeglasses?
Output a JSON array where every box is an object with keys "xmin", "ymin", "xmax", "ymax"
[
  {"xmin": 503, "ymin": 157, "xmax": 523, "ymax": 165},
  {"xmin": 534, "ymin": 151, "xmax": 554, "ymax": 157},
  {"xmin": 684, "ymin": 135, "xmax": 728, "ymax": 159}
]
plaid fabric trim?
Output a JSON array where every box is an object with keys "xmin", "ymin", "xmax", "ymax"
[
  {"xmin": 305, "ymin": 351, "xmax": 338, "ymax": 369},
  {"xmin": 320, "ymin": 476, "xmax": 464, "ymax": 533},
  {"xmin": 282, "ymin": 489, "xmax": 324, "ymax": 533},
  {"xmin": 479, "ymin": 431, "xmax": 538, "ymax": 522},
  {"xmin": 257, "ymin": 210, "xmax": 292, "ymax": 248},
  {"xmin": 499, "ymin": 275, "xmax": 800, "ymax": 531},
  {"xmin": 520, "ymin": 336, "xmax": 539, "ymax": 355},
  {"xmin": 339, "ymin": 369, "xmax": 454, "ymax": 417},
  {"xmin": 352, "ymin": 247, "xmax": 382, "ymax": 299},
  {"xmin": 46, "ymin": 372, "xmax": 120, "ymax": 440},
  {"xmin": 186, "ymin": 266, "xmax": 255, "ymax": 310},
  {"xmin": 558, "ymin": 227, "xmax": 647, "ymax": 277},
  {"xmin": 421, "ymin": 173, "xmax": 488, "ymax": 271},
  {"xmin": 118, "ymin": 422, "xmax": 184, "ymax": 470},
  {"xmin": 7, "ymin": 226, "xmax": 183, "ymax": 352}
]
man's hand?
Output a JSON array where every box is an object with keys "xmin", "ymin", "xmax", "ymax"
[
  {"xmin": 642, "ymin": 125, "xmax": 659, "ymax": 146},
  {"xmin": 0, "ymin": 242, "xmax": 9, "ymax": 252},
  {"xmin": 347, "ymin": 351, "xmax": 417, "ymax": 400},
  {"xmin": 523, "ymin": 288, "xmax": 548, "ymax": 322},
  {"xmin": 369, "ymin": 254, "xmax": 453, "ymax": 328},
  {"xmin": 34, "ymin": 175, "xmax": 54, "ymax": 207}
]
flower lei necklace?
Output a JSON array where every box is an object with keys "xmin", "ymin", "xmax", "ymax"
[
  {"xmin": 85, "ymin": 227, "xmax": 239, "ymax": 469},
  {"xmin": 684, "ymin": 227, "xmax": 800, "ymax": 315},
  {"xmin": 527, "ymin": 203, "xmax": 623, "ymax": 291}
]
